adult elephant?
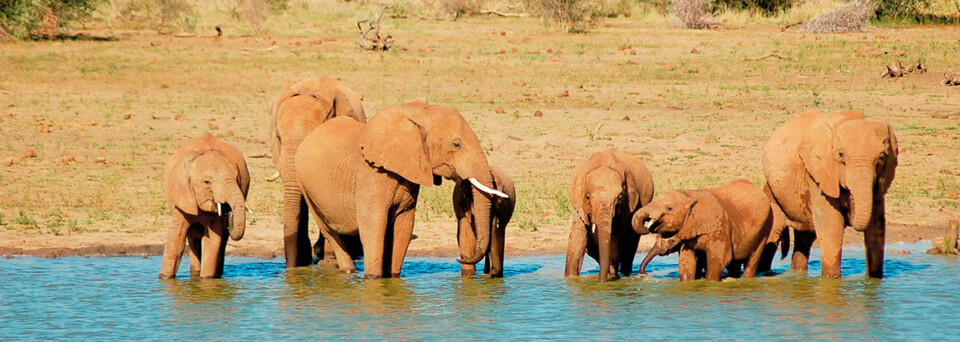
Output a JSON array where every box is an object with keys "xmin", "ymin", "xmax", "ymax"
[
  {"xmin": 268, "ymin": 75, "xmax": 366, "ymax": 268},
  {"xmin": 159, "ymin": 133, "xmax": 249, "ymax": 279},
  {"xmin": 762, "ymin": 110, "xmax": 898, "ymax": 279},
  {"xmin": 295, "ymin": 102, "xmax": 507, "ymax": 279},
  {"xmin": 565, "ymin": 148, "xmax": 654, "ymax": 282}
]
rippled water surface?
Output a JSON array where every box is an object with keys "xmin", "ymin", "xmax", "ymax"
[{"xmin": 2, "ymin": 243, "xmax": 959, "ymax": 340}]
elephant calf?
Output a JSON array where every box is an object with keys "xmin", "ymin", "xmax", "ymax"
[
  {"xmin": 160, "ymin": 133, "xmax": 250, "ymax": 279},
  {"xmin": 565, "ymin": 148, "xmax": 655, "ymax": 283},
  {"xmin": 632, "ymin": 179, "xmax": 772, "ymax": 281},
  {"xmin": 454, "ymin": 166, "xmax": 516, "ymax": 278}
]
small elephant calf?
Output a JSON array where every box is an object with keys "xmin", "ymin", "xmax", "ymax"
[
  {"xmin": 159, "ymin": 133, "xmax": 250, "ymax": 279},
  {"xmin": 632, "ymin": 179, "xmax": 772, "ymax": 281},
  {"xmin": 453, "ymin": 167, "xmax": 516, "ymax": 278}
]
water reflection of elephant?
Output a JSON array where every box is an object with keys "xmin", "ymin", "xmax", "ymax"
[
  {"xmin": 162, "ymin": 279, "xmax": 239, "ymax": 326},
  {"xmin": 280, "ymin": 266, "xmax": 417, "ymax": 338}
]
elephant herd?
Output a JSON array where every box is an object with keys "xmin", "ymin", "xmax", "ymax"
[{"xmin": 158, "ymin": 75, "xmax": 899, "ymax": 283}]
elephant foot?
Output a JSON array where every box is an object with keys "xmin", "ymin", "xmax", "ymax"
[{"xmin": 461, "ymin": 269, "xmax": 476, "ymax": 277}]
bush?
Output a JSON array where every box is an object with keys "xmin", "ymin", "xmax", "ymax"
[
  {"xmin": 800, "ymin": 0, "xmax": 877, "ymax": 33},
  {"xmin": 114, "ymin": 0, "xmax": 195, "ymax": 34},
  {"xmin": 524, "ymin": 0, "xmax": 608, "ymax": 32},
  {"xmin": 670, "ymin": 0, "xmax": 712, "ymax": 28},
  {"xmin": 0, "ymin": 0, "xmax": 102, "ymax": 40},
  {"xmin": 874, "ymin": 0, "xmax": 933, "ymax": 20},
  {"xmin": 712, "ymin": 0, "xmax": 798, "ymax": 15}
]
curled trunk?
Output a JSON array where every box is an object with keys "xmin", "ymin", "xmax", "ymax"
[
  {"xmin": 595, "ymin": 206, "xmax": 614, "ymax": 283},
  {"xmin": 223, "ymin": 179, "xmax": 247, "ymax": 241},
  {"xmin": 848, "ymin": 168, "xmax": 876, "ymax": 232},
  {"xmin": 458, "ymin": 174, "xmax": 494, "ymax": 265}
]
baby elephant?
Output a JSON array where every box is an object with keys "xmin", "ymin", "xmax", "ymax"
[
  {"xmin": 159, "ymin": 133, "xmax": 250, "ymax": 279},
  {"xmin": 632, "ymin": 179, "xmax": 772, "ymax": 281},
  {"xmin": 565, "ymin": 148, "xmax": 655, "ymax": 282},
  {"xmin": 453, "ymin": 167, "xmax": 516, "ymax": 278}
]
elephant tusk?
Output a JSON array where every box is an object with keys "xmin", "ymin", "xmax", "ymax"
[
  {"xmin": 644, "ymin": 220, "xmax": 653, "ymax": 229},
  {"xmin": 245, "ymin": 206, "xmax": 253, "ymax": 215},
  {"xmin": 591, "ymin": 223, "xmax": 597, "ymax": 234},
  {"xmin": 217, "ymin": 202, "xmax": 222, "ymax": 216},
  {"xmin": 265, "ymin": 170, "xmax": 280, "ymax": 182},
  {"xmin": 468, "ymin": 178, "xmax": 509, "ymax": 198}
]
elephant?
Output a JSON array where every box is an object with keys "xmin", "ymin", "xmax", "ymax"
[
  {"xmin": 295, "ymin": 102, "xmax": 507, "ymax": 279},
  {"xmin": 564, "ymin": 148, "xmax": 655, "ymax": 282},
  {"xmin": 454, "ymin": 166, "xmax": 516, "ymax": 278},
  {"xmin": 159, "ymin": 133, "xmax": 250, "ymax": 279},
  {"xmin": 267, "ymin": 75, "xmax": 366, "ymax": 268},
  {"xmin": 761, "ymin": 110, "xmax": 898, "ymax": 279},
  {"xmin": 632, "ymin": 179, "xmax": 773, "ymax": 281}
]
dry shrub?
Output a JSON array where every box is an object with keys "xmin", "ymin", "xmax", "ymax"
[
  {"xmin": 669, "ymin": 0, "xmax": 711, "ymax": 28},
  {"xmin": 800, "ymin": 0, "xmax": 877, "ymax": 33},
  {"xmin": 228, "ymin": 0, "xmax": 272, "ymax": 34},
  {"xmin": 114, "ymin": 0, "xmax": 195, "ymax": 34},
  {"xmin": 439, "ymin": 0, "xmax": 483, "ymax": 16},
  {"xmin": 523, "ymin": 0, "xmax": 611, "ymax": 32}
]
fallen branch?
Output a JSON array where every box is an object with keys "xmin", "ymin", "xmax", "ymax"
[
  {"xmin": 744, "ymin": 52, "xmax": 794, "ymax": 61},
  {"xmin": 478, "ymin": 10, "xmax": 530, "ymax": 17},
  {"xmin": 781, "ymin": 21, "xmax": 804, "ymax": 31},
  {"xmin": 357, "ymin": 6, "xmax": 394, "ymax": 51}
]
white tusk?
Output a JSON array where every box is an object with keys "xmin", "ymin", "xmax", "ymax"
[
  {"xmin": 265, "ymin": 170, "xmax": 280, "ymax": 182},
  {"xmin": 217, "ymin": 202, "xmax": 222, "ymax": 216},
  {"xmin": 245, "ymin": 206, "xmax": 253, "ymax": 215},
  {"xmin": 644, "ymin": 220, "xmax": 653, "ymax": 229},
  {"xmin": 591, "ymin": 223, "xmax": 597, "ymax": 234},
  {"xmin": 468, "ymin": 178, "xmax": 509, "ymax": 198}
]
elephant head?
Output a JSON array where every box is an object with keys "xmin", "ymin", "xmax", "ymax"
[
  {"xmin": 570, "ymin": 150, "xmax": 645, "ymax": 282},
  {"xmin": 638, "ymin": 235, "xmax": 682, "ymax": 274},
  {"xmin": 165, "ymin": 135, "xmax": 250, "ymax": 241},
  {"xmin": 358, "ymin": 102, "xmax": 506, "ymax": 265},
  {"xmin": 632, "ymin": 190, "xmax": 722, "ymax": 244},
  {"xmin": 799, "ymin": 111, "xmax": 899, "ymax": 231}
]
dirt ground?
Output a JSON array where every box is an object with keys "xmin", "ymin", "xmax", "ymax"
[{"xmin": 1, "ymin": 8, "xmax": 958, "ymax": 261}]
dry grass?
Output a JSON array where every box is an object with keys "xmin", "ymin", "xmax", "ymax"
[{"xmin": 1, "ymin": 0, "xmax": 959, "ymax": 244}]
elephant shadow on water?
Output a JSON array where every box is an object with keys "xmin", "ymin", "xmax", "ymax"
[{"xmin": 359, "ymin": 258, "xmax": 543, "ymax": 278}]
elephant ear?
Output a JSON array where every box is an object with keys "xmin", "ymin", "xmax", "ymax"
[
  {"xmin": 359, "ymin": 108, "xmax": 433, "ymax": 185},
  {"xmin": 268, "ymin": 86, "xmax": 294, "ymax": 167},
  {"xmin": 164, "ymin": 149, "xmax": 200, "ymax": 216},
  {"xmin": 609, "ymin": 150, "xmax": 651, "ymax": 211},
  {"xmin": 569, "ymin": 156, "xmax": 594, "ymax": 225},
  {"xmin": 212, "ymin": 138, "xmax": 250, "ymax": 198},
  {"xmin": 320, "ymin": 87, "xmax": 362, "ymax": 123},
  {"xmin": 799, "ymin": 114, "xmax": 847, "ymax": 198},
  {"xmin": 676, "ymin": 192, "xmax": 723, "ymax": 241},
  {"xmin": 878, "ymin": 121, "xmax": 899, "ymax": 195}
]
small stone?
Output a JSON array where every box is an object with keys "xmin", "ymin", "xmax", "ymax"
[
  {"xmin": 94, "ymin": 157, "xmax": 106, "ymax": 164},
  {"xmin": 618, "ymin": 45, "xmax": 627, "ymax": 51},
  {"xmin": 61, "ymin": 156, "xmax": 76, "ymax": 164},
  {"xmin": 630, "ymin": 50, "xmax": 637, "ymax": 55},
  {"xmin": 20, "ymin": 149, "xmax": 36, "ymax": 159},
  {"xmin": 546, "ymin": 48, "xmax": 553, "ymax": 53},
  {"xmin": 208, "ymin": 123, "xmax": 219, "ymax": 130},
  {"xmin": 511, "ymin": 47, "xmax": 518, "ymax": 53},
  {"xmin": 1, "ymin": 157, "xmax": 13, "ymax": 167},
  {"xmin": 174, "ymin": 114, "xmax": 184, "ymax": 120},
  {"xmin": 622, "ymin": 116, "xmax": 630, "ymax": 121},
  {"xmin": 691, "ymin": 48, "xmax": 699, "ymax": 54},
  {"xmin": 558, "ymin": 90, "xmax": 569, "ymax": 98},
  {"xmin": 123, "ymin": 114, "xmax": 132, "ymax": 120},
  {"xmin": 534, "ymin": 110, "xmax": 543, "ymax": 117},
  {"xmin": 499, "ymin": 49, "xmax": 506, "ymax": 54},
  {"xmin": 500, "ymin": 31, "xmax": 506, "ymax": 36},
  {"xmin": 225, "ymin": 130, "xmax": 235, "ymax": 137},
  {"xmin": 495, "ymin": 106, "xmax": 506, "ymax": 114}
]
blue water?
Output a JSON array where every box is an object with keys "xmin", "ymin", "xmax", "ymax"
[{"xmin": 2, "ymin": 243, "xmax": 959, "ymax": 340}]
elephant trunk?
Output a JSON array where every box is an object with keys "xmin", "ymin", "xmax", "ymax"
[
  {"xmin": 280, "ymin": 139, "xmax": 307, "ymax": 267},
  {"xmin": 223, "ymin": 178, "xmax": 247, "ymax": 241},
  {"xmin": 458, "ymin": 172, "xmax": 494, "ymax": 265},
  {"xmin": 595, "ymin": 205, "xmax": 614, "ymax": 283},
  {"xmin": 633, "ymin": 210, "xmax": 650, "ymax": 235},
  {"xmin": 848, "ymin": 167, "xmax": 876, "ymax": 232},
  {"xmin": 638, "ymin": 244, "xmax": 659, "ymax": 274}
]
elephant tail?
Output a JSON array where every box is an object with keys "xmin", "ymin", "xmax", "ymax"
[{"xmin": 778, "ymin": 226, "xmax": 790, "ymax": 260}]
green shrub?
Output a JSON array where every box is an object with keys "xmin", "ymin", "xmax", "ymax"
[
  {"xmin": 0, "ymin": 0, "xmax": 102, "ymax": 40},
  {"xmin": 874, "ymin": 0, "xmax": 933, "ymax": 20},
  {"xmin": 524, "ymin": 0, "xmax": 615, "ymax": 32},
  {"xmin": 712, "ymin": 0, "xmax": 799, "ymax": 15}
]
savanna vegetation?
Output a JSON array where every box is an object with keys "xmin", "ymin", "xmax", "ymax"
[{"xmin": 0, "ymin": 0, "xmax": 958, "ymax": 254}]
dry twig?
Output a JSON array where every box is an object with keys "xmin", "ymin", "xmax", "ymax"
[
  {"xmin": 478, "ymin": 10, "xmax": 530, "ymax": 17},
  {"xmin": 744, "ymin": 52, "xmax": 795, "ymax": 61},
  {"xmin": 357, "ymin": 6, "xmax": 394, "ymax": 51}
]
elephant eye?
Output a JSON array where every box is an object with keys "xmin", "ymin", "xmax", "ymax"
[
  {"xmin": 666, "ymin": 205, "xmax": 673, "ymax": 212},
  {"xmin": 452, "ymin": 141, "xmax": 461, "ymax": 149},
  {"xmin": 203, "ymin": 180, "xmax": 211, "ymax": 185},
  {"xmin": 878, "ymin": 153, "xmax": 887, "ymax": 163},
  {"xmin": 837, "ymin": 150, "xmax": 845, "ymax": 164},
  {"xmin": 585, "ymin": 194, "xmax": 591, "ymax": 200}
]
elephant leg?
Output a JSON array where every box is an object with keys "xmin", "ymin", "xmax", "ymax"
[
  {"xmin": 187, "ymin": 224, "xmax": 203, "ymax": 278},
  {"xmin": 388, "ymin": 208, "xmax": 416, "ymax": 278},
  {"xmin": 216, "ymin": 218, "xmax": 229, "ymax": 277},
  {"xmin": 458, "ymin": 211, "xmax": 477, "ymax": 277},
  {"xmin": 488, "ymin": 216, "xmax": 506, "ymax": 278},
  {"xmin": 811, "ymin": 196, "xmax": 845, "ymax": 279},
  {"xmin": 564, "ymin": 220, "xmax": 588, "ymax": 277},
  {"xmin": 743, "ymin": 242, "xmax": 767, "ymax": 278},
  {"xmin": 200, "ymin": 222, "xmax": 226, "ymax": 279},
  {"xmin": 283, "ymin": 194, "xmax": 312, "ymax": 268},
  {"xmin": 678, "ymin": 247, "xmax": 697, "ymax": 281},
  {"xmin": 358, "ymin": 208, "xmax": 389, "ymax": 280},
  {"xmin": 726, "ymin": 261, "xmax": 742, "ymax": 278},
  {"xmin": 864, "ymin": 202, "xmax": 886, "ymax": 278},
  {"xmin": 159, "ymin": 214, "xmax": 191, "ymax": 279},
  {"xmin": 305, "ymin": 198, "xmax": 356, "ymax": 273},
  {"xmin": 618, "ymin": 232, "xmax": 640, "ymax": 277},
  {"xmin": 791, "ymin": 229, "xmax": 816, "ymax": 274}
]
